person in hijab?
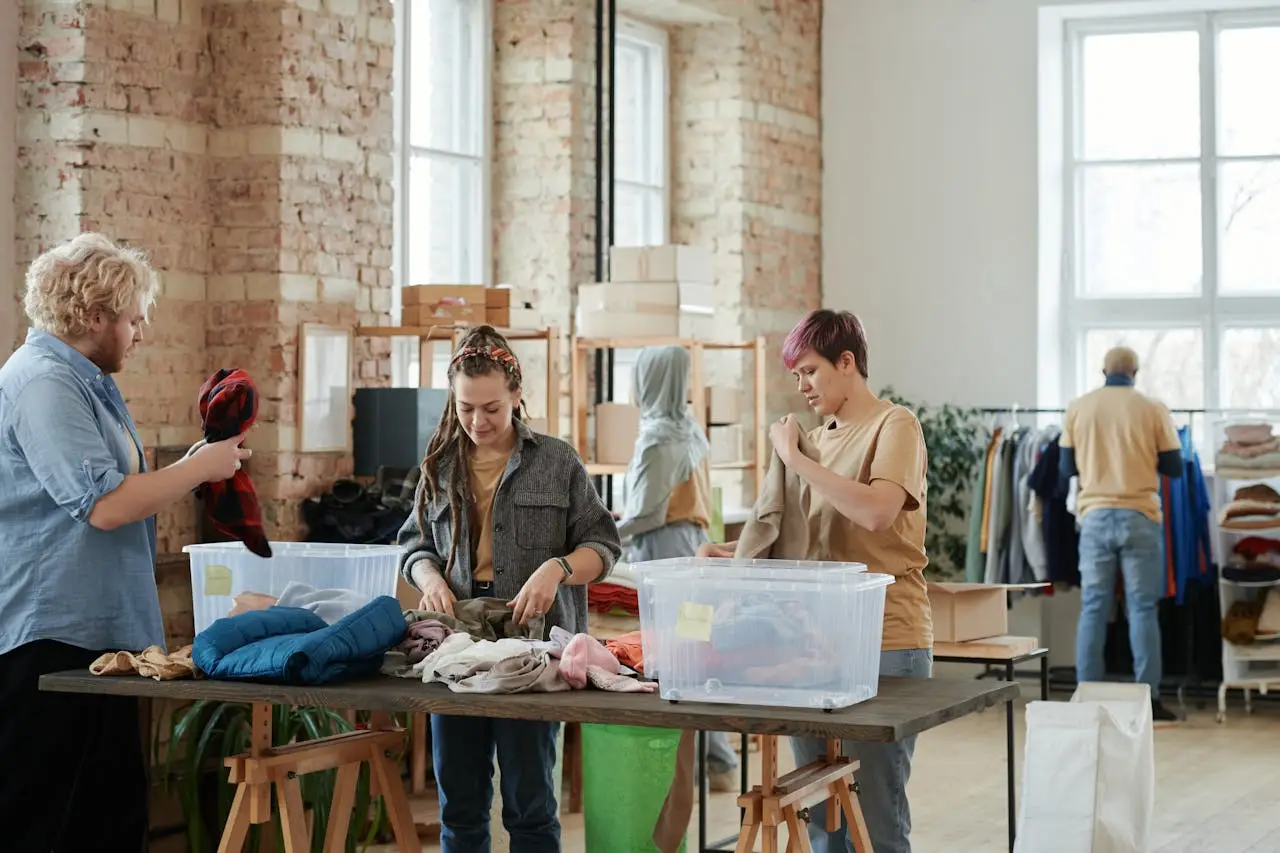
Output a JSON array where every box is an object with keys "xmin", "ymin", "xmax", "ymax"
[{"xmin": 617, "ymin": 345, "xmax": 740, "ymax": 789}]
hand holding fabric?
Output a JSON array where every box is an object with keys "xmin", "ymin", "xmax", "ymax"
[
  {"xmin": 195, "ymin": 368, "xmax": 271, "ymax": 558},
  {"xmin": 769, "ymin": 414, "xmax": 802, "ymax": 466},
  {"xmin": 508, "ymin": 561, "xmax": 561, "ymax": 626}
]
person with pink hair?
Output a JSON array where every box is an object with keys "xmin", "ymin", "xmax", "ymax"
[{"xmin": 703, "ymin": 309, "xmax": 932, "ymax": 853}]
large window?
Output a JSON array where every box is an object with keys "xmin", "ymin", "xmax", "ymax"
[
  {"xmin": 610, "ymin": 16, "xmax": 670, "ymax": 406},
  {"xmin": 613, "ymin": 17, "xmax": 669, "ymax": 252},
  {"xmin": 392, "ymin": 0, "xmax": 491, "ymax": 387},
  {"xmin": 1059, "ymin": 12, "xmax": 1280, "ymax": 424}
]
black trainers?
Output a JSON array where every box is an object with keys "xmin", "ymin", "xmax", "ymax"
[{"xmin": 1152, "ymin": 699, "xmax": 1179, "ymax": 722}]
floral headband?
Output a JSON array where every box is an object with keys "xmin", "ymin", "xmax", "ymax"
[{"xmin": 451, "ymin": 344, "xmax": 522, "ymax": 383}]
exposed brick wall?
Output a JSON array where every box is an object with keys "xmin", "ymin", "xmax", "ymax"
[
  {"xmin": 669, "ymin": 1, "xmax": 821, "ymax": 427},
  {"xmin": 14, "ymin": 0, "xmax": 395, "ymax": 547},
  {"xmin": 492, "ymin": 0, "xmax": 596, "ymax": 437}
]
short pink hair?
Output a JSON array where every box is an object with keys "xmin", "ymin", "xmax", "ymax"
[{"xmin": 781, "ymin": 310, "xmax": 869, "ymax": 378}]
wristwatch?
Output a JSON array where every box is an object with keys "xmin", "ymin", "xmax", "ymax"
[{"xmin": 554, "ymin": 556, "xmax": 573, "ymax": 582}]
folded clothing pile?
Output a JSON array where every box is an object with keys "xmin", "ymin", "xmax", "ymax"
[
  {"xmin": 1215, "ymin": 423, "xmax": 1280, "ymax": 475},
  {"xmin": 1221, "ymin": 536, "xmax": 1280, "ymax": 584},
  {"xmin": 1218, "ymin": 484, "xmax": 1280, "ymax": 531}
]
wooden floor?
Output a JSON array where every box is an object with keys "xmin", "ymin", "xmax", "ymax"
[{"xmin": 387, "ymin": 688, "xmax": 1280, "ymax": 852}]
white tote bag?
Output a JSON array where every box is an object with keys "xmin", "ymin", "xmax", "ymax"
[{"xmin": 1015, "ymin": 682, "xmax": 1155, "ymax": 853}]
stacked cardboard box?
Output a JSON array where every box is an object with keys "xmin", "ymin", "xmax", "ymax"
[
  {"xmin": 401, "ymin": 285, "xmax": 541, "ymax": 329},
  {"xmin": 576, "ymin": 245, "xmax": 717, "ymax": 338},
  {"xmin": 595, "ymin": 403, "xmax": 640, "ymax": 465},
  {"xmin": 402, "ymin": 285, "xmax": 487, "ymax": 326},
  {"xmin": 709, "ymin": 424, "xmax": 746, "ymax": 466}
]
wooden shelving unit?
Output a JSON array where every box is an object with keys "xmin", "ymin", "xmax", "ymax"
[
  {"xmin": 354, "ymin": 323, "xmax": 562, "ymax": 436},
  {"xmin": 569, "ymin": 335, "xmax": 769, "ymax": 502}
]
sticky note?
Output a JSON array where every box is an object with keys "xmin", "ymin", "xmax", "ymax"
[
  {"xmin": 203, "ymin": 564, "xmax": 233, "ymax": 597},
  {"xmin": 675, "ymin": 601, "xmax": 714, "ymax": 643}
]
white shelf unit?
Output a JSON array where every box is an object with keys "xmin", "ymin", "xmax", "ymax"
[{"xmin": 1209, "ymin": 415, "xmax": 1280, "ymax": 724}]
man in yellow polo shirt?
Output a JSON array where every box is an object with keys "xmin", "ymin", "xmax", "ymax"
[{"xmin": 1061, "ymin": 346, "xmax": 1183, "ymax": 722}]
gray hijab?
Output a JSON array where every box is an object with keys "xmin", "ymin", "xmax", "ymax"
[{"xmin": 624, "ymin": 346, "xmax": 711, "ymax": 506}]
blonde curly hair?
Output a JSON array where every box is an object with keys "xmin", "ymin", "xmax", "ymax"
[{"xmin": 23, "ymin": 233, "xmax": 160, "ymax": 339}]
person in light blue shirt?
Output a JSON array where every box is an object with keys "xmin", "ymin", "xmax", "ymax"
[{"xmin": 0, "ymin": 233, "xmax": 250, "ymax": 853}]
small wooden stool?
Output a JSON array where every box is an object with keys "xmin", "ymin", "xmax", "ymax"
[
  {"xmin": 218, "ymin": 704, "xmax": 421, "ymax": 853},
  {"xmin": 734, "ymin": 735, "xmax": 873, "ymax": 853}
]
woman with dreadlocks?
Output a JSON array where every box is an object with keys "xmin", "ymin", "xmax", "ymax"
[{"xmin": 396, "ymin": 325, "xmax": 620, "ymax": 853}]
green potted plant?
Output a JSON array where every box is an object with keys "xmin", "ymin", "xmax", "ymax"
[
  {"xmin": 155, "ymin": 701, "xmax": 394, "ymax": 852},
  {"xmin": 880, "ymin": 387, "xmax": 986, "ymax": 581}
]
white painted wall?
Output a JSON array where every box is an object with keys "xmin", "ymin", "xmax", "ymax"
[
  {"xmin": 1, "ymin": 1, "xmax": 16, "ymax": 358},
  {"xmin": 822, "ymin": 0, "xmax": 1044, "ymax": 408}
]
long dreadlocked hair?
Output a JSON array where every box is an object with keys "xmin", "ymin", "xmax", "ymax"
[{"xmin": 417, "ymin": 325, "xmax": 530, "ymax": 574}]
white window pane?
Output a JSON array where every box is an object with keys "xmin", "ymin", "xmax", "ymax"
[
  {"xmin": 1080, "ymin": 30, "xmax": 1200, "ymax": 160},
  {"xmin": 1218, "ymin": 27, "xmax": 1280, "ymax": 157},
  {"xmin": 614, "ymin": 42, "xmax": 647, "ymax": 184},
  {"xmin": 407, "ymin": 154, "xmax": 483, "ymax": 284},
  {"xmin": 1220, "ymin": 160, "xmax": 1280, "ymax": 294},
  {"xmin": 1081, "ymin": 328, "xmax": 1204, "ymax": 410},
  {"xmin": 614, "ymin": 183, "xmax": 646, "ymax": 248},
  {"xmin": 1080, "ymin": 164, "xmax": 1201, "ymax": 296},
  {"xmin": 1222, "ymin": 327, "xmax": 1280, "ymax": 409},
  {"xmin": 409, "ymin": 0, "xmax": 481, "ymax": 155}
]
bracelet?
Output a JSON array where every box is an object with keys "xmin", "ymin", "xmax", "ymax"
[{"xmin": 554, "ymin": 556, "xmax": 573, "ymax": 582}]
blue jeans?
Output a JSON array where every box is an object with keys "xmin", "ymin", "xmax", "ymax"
[
  {"xmin": 1075, "ymin": 508, "xmax": 1164, "ymax": 697},
  {"xmin": 789, "ymin": 648, "xmax": 932, "ymax": 853},
  {"xmin": 431, "ymin": 715, "xmax": 561, "ymax": 853}
]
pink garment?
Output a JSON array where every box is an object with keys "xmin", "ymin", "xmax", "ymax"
[
  {"xmin": 558, "ymin": 632, "xmax": 620, "ymax": 689},
  {"xmin": 1226, "ymin": 423, "xmax": 1275, "ymax": 445},
  {"xmin": 586, "ymin": 665, "xmax": 657, "ymax": 693},
  {"xmin": 398, "ymin": 619, "xmax": 454, "ymax": 665}
]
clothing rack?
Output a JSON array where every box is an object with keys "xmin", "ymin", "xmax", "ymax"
[{"xmin": 970, "ymin": 405, "xmax": 1226, "ymax": 712}]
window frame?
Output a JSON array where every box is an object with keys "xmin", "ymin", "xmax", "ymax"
[
  {"xmin": 1056, "ymin": 7, "xmax": 1280, "ymax": 416},
  {"xmin": 612, "ymin": 15, "xmax": 671, "ymax": 250},
  {"xmin": 391, "ymin": 0, "xmax": 494, "ymax": 387}
]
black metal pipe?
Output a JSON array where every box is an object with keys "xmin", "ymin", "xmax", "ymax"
[
  {"xmin": 593, "ymin": 0, "xmax": 605, "ymax": 412},
  {"xmin": 605, "ymin": 0, "xmax": 616, "ymax": 403}
]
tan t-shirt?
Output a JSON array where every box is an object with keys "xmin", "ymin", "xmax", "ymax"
[
  {"xmin": 664, "ymin": 462, "xmax": 711, "ymax": 529},
  {"xmin": 1061, "ymin": 385, "xmax": 1181, "ymax": 523},
  {"xmin": 468, "ymin": 451, "xmax": 512, "ymax": 583},
  {"xmin": 806, "ymin": 400, "xmax": 933, "ymax": 651}
]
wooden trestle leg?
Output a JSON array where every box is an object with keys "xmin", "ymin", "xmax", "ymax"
[
  {"xmin": 734, "ymin": 735, "xmax": 874, "ymax": 853},
  {"xmin": 217, "ymin": 704, "xmax": 422, "ymax": 853}
]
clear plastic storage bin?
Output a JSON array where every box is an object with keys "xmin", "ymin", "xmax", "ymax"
[
  {"xmin": 634, "ymin": 558, "xmax": 893, "ymax": 710},
  {"xmin": 184, "ymin": 542, "xmax": 404, "ymax": 635}
]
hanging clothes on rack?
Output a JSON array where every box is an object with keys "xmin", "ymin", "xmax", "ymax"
[
  {"xmin": 1025, "ymin": 430, "xmax": 1080, "ymax": 588},
  {"xmin": 965, "ymin": 420, "xmax": 1059, "ymax": 587},
  {"xmin": 1161, "ymin": 425, "xmax": 1215, "ymax": 603}
]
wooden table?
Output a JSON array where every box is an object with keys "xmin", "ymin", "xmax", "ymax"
[
  {"xmin": 40, "ymin": 672, "xmax": 1018, "ymax": 852},
  {"xmin": 933, "ymin": 637, "xmax": 1050, "ymax": 853}
]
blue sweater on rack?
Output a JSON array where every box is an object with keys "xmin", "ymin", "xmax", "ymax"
[{"xmin": 1162, "ymin": 426, "xmax": 1214, "ymax": 603}]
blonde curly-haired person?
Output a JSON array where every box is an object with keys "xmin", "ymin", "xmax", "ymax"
[{"xmin": 0, "ymin": 233, "xmax": 250, "ymax": 851}]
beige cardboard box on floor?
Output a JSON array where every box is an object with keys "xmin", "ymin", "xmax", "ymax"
[
  {"xmin": 927, "ymin": 582, "xmax": 1049, "ymax": 643},
  {"xmin": 706, "ymin": 386, "xmax": 743, "ymax": 424},
  {"xmin": 595, "ymin": 403, "xmax": 640, "ymax": 465},
  {"xmin": 610, "ymin": 244, "xmax": 713, "ymax": 283}
]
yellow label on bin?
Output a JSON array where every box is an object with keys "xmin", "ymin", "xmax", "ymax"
[
  {"xmin": 675, "ymin": 601, "xmax": 714, "ymax": 643},
  {"xmin": 203, "ymin": 564, "xmax": 233, "ymax": 597}
]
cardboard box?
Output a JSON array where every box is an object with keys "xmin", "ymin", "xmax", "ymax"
[
  {"xmin": 406, "ymin": 302, "xmax": 484, "ymax": 326},
  {"xmin": 402, "ymin": 284, "xmax": 486, "ymax": 307},
  {"xmin": 595, "ymin": 403, "xmax": 640, "ymax": 465},
  {"xmin": 485, "ymin": 287, "xmax": 511, "ymax": 308},
  {"xmin": 610, "ymin": 245, "xmax": 713, "ymax": 283},
  {"xmin": 709, "ymin": 424, "xmax": 746, "ymax": 465},
  {"xmin": 576, "ymin": 283, "xmax": 719, "ymax": 339},
  {"xmin": 927, "ymin": 582, "xmax": 1048, "ymax": 643},
  {"xmin": 707, "ymin": 387, "xmax": 743, "ymax": 425},
  {"xmin": 526, "ymin": 417, "xmax": 549, "ymax": 435}
]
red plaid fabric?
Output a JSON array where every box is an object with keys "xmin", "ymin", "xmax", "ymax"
[{"xmin": 196, "ymin": 368, "xmax": 272, "ymax": 558}]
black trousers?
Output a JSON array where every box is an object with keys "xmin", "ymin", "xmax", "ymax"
[{"xmin": 0, "ymin": 639, "xmax": 148, "ymax": 853}]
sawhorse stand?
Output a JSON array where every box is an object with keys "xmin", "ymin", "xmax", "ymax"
[
  {"xmin": 734, "ymin": 736, "xmax": 874, "ymax": 853},
  {"xmin": 218, "ymin": 704, "xmax": 422, "ymax": 853}
]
